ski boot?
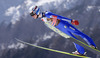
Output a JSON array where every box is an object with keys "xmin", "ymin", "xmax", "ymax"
[
  {"xmin": 90, "ymin": 45, "xmax": 97, "ymax": 49},
  {"xmin": 72, "ymin": 51, "xmax": 86, "ymax": 56}
]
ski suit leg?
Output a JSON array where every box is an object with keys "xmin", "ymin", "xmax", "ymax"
[
  {"xmin": 67, "ymin": 23, "xmax": 96, "ymax": 47},
  {"xmin": 64, "ymin": 31, "xmax": 85, "ymax": 54},
  {"xmin": 55, "ymin": 20, "xmax": 85, "ymax": 54}
]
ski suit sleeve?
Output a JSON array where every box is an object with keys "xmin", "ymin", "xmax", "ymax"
[
  {"xmin": 44, "ymin": 12, "xmax": 72, "ymax": 22},
  {"xmin": 45, "ymin": 12, "xmax": 79, "ymax": 25}
]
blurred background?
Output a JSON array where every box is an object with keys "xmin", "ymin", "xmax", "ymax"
[{"xmin": 0, "ymin": 0, "xmax": 100, "ymax": 58}]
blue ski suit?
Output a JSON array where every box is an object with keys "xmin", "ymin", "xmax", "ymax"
[{"xmin": 42, "ymin": 11, "xmax": 96, "ymax": 54}]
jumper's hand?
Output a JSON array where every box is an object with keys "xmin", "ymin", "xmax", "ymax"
[
  {"xmin": 52, "ymin": 15, "xmax": 57, "ymax": 26},
  {"xmin": 71, "ymin": 20, "xmax": 79, "ymax": 25}
]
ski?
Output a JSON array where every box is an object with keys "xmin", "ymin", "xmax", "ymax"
[{"xmin": 16, "ymin": 38, "xmax": 89, "ymax": 58}]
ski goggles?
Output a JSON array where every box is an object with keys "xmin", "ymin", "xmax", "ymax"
[{"xmin": 30, "ymin": 11, "xmax": 36, "ymax": 16}]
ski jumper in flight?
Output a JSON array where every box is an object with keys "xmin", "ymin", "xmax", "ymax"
[{"xmin": 30, "ymin": 6, "xmax": 97, "ymax": 56}]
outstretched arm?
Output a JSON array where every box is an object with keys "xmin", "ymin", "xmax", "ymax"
[
  {"xmin": 52, "ymin": 15, "xmax": 79, "ymax": 25},
  {"xmin": 45, "ymin": 12, "xmax": 79, "ymax": 25}
]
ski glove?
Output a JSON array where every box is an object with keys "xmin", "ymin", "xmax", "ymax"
[{"xmin": 71, "ymin": 20, "xmax": 79, "ymax": 25}]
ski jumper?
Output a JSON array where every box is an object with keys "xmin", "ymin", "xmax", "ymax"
[{"xmin": 41, "ymin": 11, "xmax": 96, "ymax": 54}]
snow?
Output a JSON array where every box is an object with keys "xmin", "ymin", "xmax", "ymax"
[
  {"xmin": 43, "ymin": 32, "xmax": 55, "ymax": 41},
  {"xmin": 5, "ymin": 5, "xmax": 21, "ymax": 24},
  {"xmin": 0, "ymin": 0, "xmax": 24, "ymax": 23},
  {"xmin": 5, "ymin": 7, "xmax": 16, "ymax": 16},
  {"xmin": 24, "ymin": 0, "xmax": 33, "ymax": 7},
  {"xmin": 99, "ymin": 9, "xmax": 100, "ymax": 12},
  {"xmin": 86, "ymin": 6, "xmax": 94, "ymax": 11},
  {"xmin": 8, "ymin": 43, "xmax": 26, "ymax": 49},
  {"xmin": 36, "ymin": 0, "xmax": 56, "ymax": 6}
]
